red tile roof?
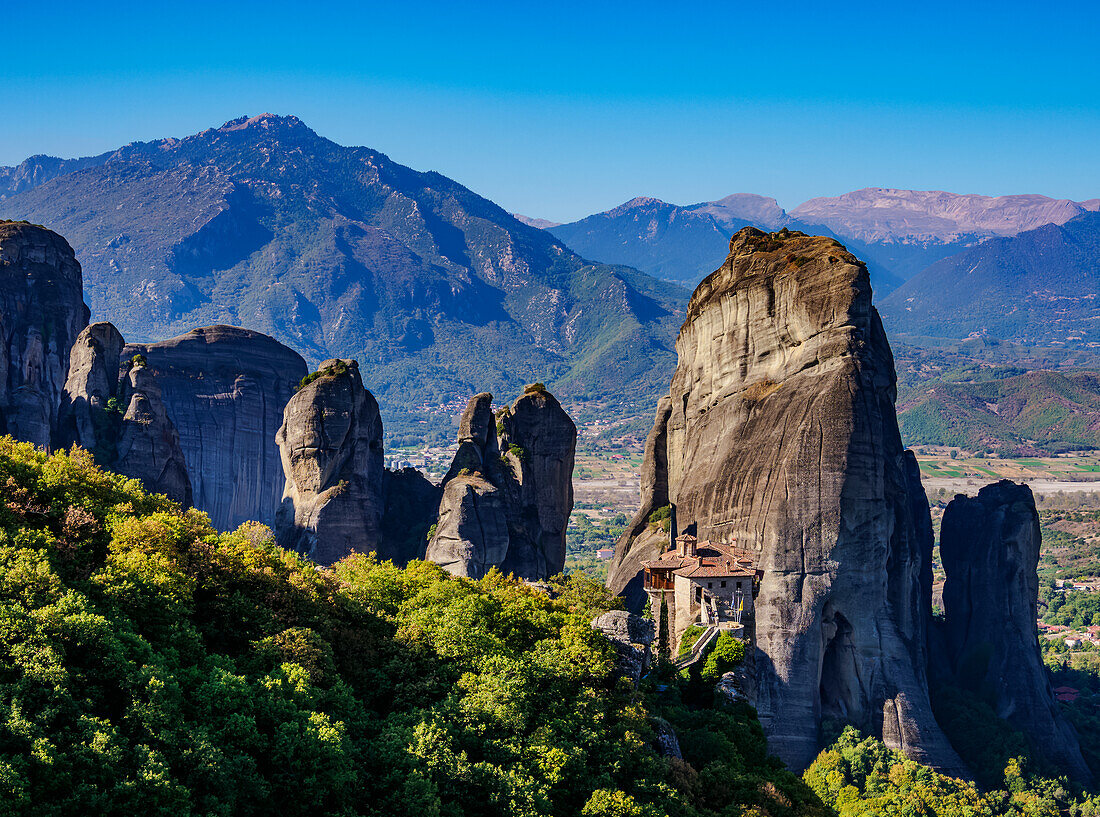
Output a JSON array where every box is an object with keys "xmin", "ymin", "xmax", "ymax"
[{"xmin": 641, "ymin": 540, "xmax": 758, "ymax": 580}]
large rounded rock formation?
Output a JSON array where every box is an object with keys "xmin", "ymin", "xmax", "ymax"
[
  {"xmin": 0, "ymin": 221, "xmax": 89, "ymax": 447},
  {"xmin": 610, "ymin": 227, "xmax": 964, "ymax": 774},
  {"xmin": 940, "ymin": 481, "xmax": 1091, "ymax": 784},
  {"xmin": 56, "ymin": 322, "xmax": 192, "ymax": 506},
  {"xmin": 126, "ymin": 326, "xmax": 308, "ymax": 529},
  {"xmin": 427, "ymin": 385, "xmax": 576, "ymax": 581},
  {"xmin": 275, "ymin": 360, "xmax": 385, "ymax": 565}
]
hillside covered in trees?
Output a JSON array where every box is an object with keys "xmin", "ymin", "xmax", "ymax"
[{"xmin": 0, "ymin": 437, "xmax": 826, "ymax": 817}]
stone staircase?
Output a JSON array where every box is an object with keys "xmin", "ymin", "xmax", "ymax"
[{"xmin": 673, "ymin": 625, "xmax": 719, "ymax": 670}]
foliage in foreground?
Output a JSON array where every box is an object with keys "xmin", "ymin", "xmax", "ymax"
[
  {"xmin": 0, "ymin": 438, "xmax": 826, "ymax": 816},
  {"xmin": 805, "ymin": 727, "xmax": 1100, "ymax": 817}
]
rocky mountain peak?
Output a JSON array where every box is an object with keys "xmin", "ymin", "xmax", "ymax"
[
  {"xmin": 607, "ymin": 196, "xmax": 668, "ymax": 217},
  {"xmin": 0, "ymin": 116, "xmax": 683, "ymax": 420},
  {"xmin": 686, "ymin": 193, "xmax": 789, "ymax": 232},
  {"xmin": 217, "ymin": 113, "xmax": 307, "ymax": 133}
]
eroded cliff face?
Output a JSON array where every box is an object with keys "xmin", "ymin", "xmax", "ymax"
[
  {"xmin": 607, "ymin": 396, "xmax": 672, "ymax": 612},
  {"xmin": 0, "ymin": 221, "xmax": 89, "ymax": 447},
  {"xmin": 940, "ymin": 481, "xmax": 1091, "ymax": 784},
  {"xmin": 380, "ymin": 467, "xmax": 441, "ymax": 564},
  {"xmin": 57, "ymin": 322, "xmax": 125, "ymax": 458},
  {"xmin": 275, "ymin": 360, "xmax": 385, "ymax": 565},
  {"xmin": 126, "ymin": 326, "xmax": 308, "ymax": 530},
  {"xmin": 498, "ymin": 386, "xmax": 577, "ymax": 578},
  {"xmin": 114, "ymin": 362, "xmax": 193, "ymax": 506},
  {"xmin": 57, "ymin": 322, "xmax": 192, "ymax": 505},
  {"xmin": 609, "ymin": 227, "xmax": 963, "ymax": 774},
  {"xmin": 427, "ymin": 386, "xmax": 576, "ymax": 580}
]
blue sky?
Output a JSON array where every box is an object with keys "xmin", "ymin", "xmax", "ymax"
[{"xmin": 2, "ymin": 0, "xmax": 1098, "ymax": 222}]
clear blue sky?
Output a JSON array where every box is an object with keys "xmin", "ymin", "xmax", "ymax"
[{"xmin": 3, "ymin": 0, "xmax": 1098, "ymax": 222}]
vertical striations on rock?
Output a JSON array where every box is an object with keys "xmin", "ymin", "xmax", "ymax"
[
  {"xmin": 275, "ymin": 359, "xmax": 385, "ymax": 565},
  {"xmin": 427, "ymin": 393, "xmax": 511, "ymax": 578},
  {"xmin": 0, "ymin": 221, "xmax": 89, "ymax": 447},
  {"xmin": 427, "ymin": 385, "xmax": 577, "ymax": 581},
  {"xmin": 57, "ymin": 323, "xmax": 192, "ymax": 505},
  {"xmin": 940, "ymin": 480, "xmax": 1092, "ymax": 784},
  {"xmin": 498, "ymin": 385, "xmax": 577, "ymax": 579},
  {"xmin": 126, "ymin": 326, "xmax": 308, "ymax": 530},
  {"xmin": 607, "ymin": 396, "xmax": 673, "ymax": 612},
  {"xmin": 113, "ymin": 359, "xmax": 193, "ymax": 506},
  {"xmin": 56, "ymin": 322, "xmax": 125, "ymax": 458},
  {"xmin": 608, "ymin": 227, "xmax": 964, "ymax": 774}
]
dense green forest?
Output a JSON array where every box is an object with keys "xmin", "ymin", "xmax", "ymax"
[
  {"xmin": 7, "ymin": 435, "xmax": 1100, "ymax": 815},
  {"xmin": 0, "ymin": 438, "xmax": 826, "ymax": 817}
]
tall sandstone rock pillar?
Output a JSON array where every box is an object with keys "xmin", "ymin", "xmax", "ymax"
[
  {"xmin": 427, "ymin": 385, "xmax": 576, "ymax": 581},
  {"xmin": 609, "ymin": 227, "xmax": 964, "ymax": 774},
  {"xmin": 940, "ymin": 481, "xmax": 1091, "ymax": 784},
  {"xmin": 275, "ymin": 360, "xmax": 385, "ymax": 565},
  {"xmin": 58, "ymin": 322, "xmax": 192, "ymax": 506},
  {"xmin": 0, "ymin": 221, "xmax": 89, "ymax": 447}
]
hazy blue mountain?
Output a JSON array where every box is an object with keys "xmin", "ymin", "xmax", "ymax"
[
  {"xmin": 791, "ymin": 187, "xmax": 1092, "ymax": 282},
  {"xmin": 549, "ymin": 197, "xmax": 735, "ymax": 286},
  {"xmin": 880, "ymin": 212, "xmax": 1100, "ymax": 345},
  {"xmin": 549, "ymin": 187, "xmax": 1096, "ymax": 295},
  {"xmin": 0, "ymin": 114, "xmax": 688, "ymax": 423},
  {"xmin": 549, "ymin": 194, "xmax": 909, "ymax": 294}
]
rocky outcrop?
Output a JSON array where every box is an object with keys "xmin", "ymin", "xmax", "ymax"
[
  {"xmin": 427, "ymin": 393, "xmax": 512, "ymax": 578},
  {"xmin": 56, "ymin": 322, "xmax": 125, "ymax": 457},
  {"xmin": 0, "ymin": 221, "xmax": 89, "ymax": 447},
  {"xmin": 497, "ymin": 386, "xmax": 577, "ymax": 578},
  {"xmin": 380, "ymin": 468, "xmax": 441, "ymax": 564},
  {"xmin": 275, "ymin": 360, "xmax": 385, "ymax": 565},
  {"xmin": 428, "ymin": 472, "xmax": 511, "ymax": 577},
  {"xmin": 940, "ymin": 481, "xmax": 1091, "ymax": 783},
  {"xmin": 114, "ymin": 361, "xmax": 193, "ymax": 505},
  {"xmin": 609, "ymin": 227, "xmax": 964, "ymax": 774},
  {"xmin": 57, "ymin": 322, "xmax": 192, "ymax": 505},
  {"xmin": 127, "ymin": 326, "xmax": 307, "ymax": 530},
  {"xmin": 591, "ymin": 610, "xmax": 655, "ymax": 685},
  {"xmin": 607, "ymin": 396, "xmax": 672, "ymax": 612},
  {"xmin": 427, "ymin": 386, "xmax": 577, "ymax": 581}
]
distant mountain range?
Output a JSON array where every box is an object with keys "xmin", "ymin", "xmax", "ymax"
[
  {"xmin": 546, "ymin": 195, "xmax": 791, "ymax": 289},
  {"xmin": 880, "ymin": 212, "xmax": 1100, "ymax": 346},
  {"xmin": 537, "ymin": 188, "xmax": 1098, "ymax": 294},
  {"xmin": 0, "ymin": 114, "xmax": 687, "ymax": 424}
]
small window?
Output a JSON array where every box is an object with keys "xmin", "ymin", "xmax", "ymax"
[
  {"xmin": 736, "ymin": 581, "xmax": 743, "ymax": 590},
  {"xmin": 721, "ymin": 581, "xmax": 727, "ymax": 588},
  {"xmin": 707, "ymin": 582, "xmax": 713, "ymax": 589}
]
